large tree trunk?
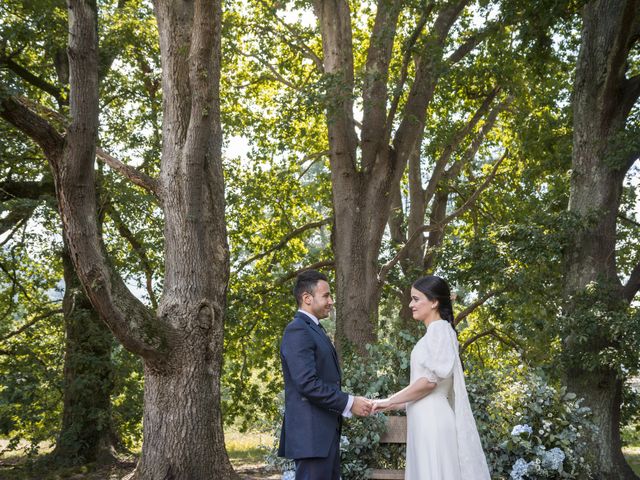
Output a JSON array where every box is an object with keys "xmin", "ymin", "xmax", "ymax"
[
  {"xmin": 313, "ymin": 0, "xmax": 470, "ymax": 353},
  {"xmin": 563, "ymin": 1, "xmax": 640, "ymax": 478},
  {"xmin": 51, "ymin": 248, "xmax": 118, "ymax": 466},
  {"xmin": 332, "ymin": 169, "xmax": 400, "ymax": 350},
  {"xmin": 134, "ymin": 0, "xmax": 232, "ymax": 472}
]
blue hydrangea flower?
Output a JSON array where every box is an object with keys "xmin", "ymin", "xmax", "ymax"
[
  {"xmin": 511, "ymin": 424, "xmax": 533, "ymax": 436},
  {"xmin": 510, "ymin": 458, "xmax": 529, "ymax": 480},
  {"xmin": 282, "ymin": 470, "xmax": 295, "ymax": 480},
  {"xmin": 541, "ymin": 447, "xmax": 565, "ymax": 471}
]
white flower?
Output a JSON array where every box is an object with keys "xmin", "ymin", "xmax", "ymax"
[
  {"xmin": 511, "ymin": 424, "xmax": 533, "ymax": 436},
  {"xmin": 282, "ymin": 470, "xmax": 296, "ymax": 480},
  {"xmin": 340, "ymin": 435, "xmax": 350, "ymax": 447},
  {"xmin": 510, "ymin": 458, "xmax": 529, "ymax": 480}
]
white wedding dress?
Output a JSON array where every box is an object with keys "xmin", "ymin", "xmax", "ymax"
[{"xmin": 405, "ymin": 320, "xmax": 490, "ymax": 480}]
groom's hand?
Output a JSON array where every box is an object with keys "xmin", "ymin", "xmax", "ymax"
[{"xmin": 351, "ymin": 396, "xmax": 373, "ymax": 416}]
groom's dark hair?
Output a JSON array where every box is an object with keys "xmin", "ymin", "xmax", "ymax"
[{"xmin": 294, "ymin": 270, "xmax": 329, "ymax": 306}]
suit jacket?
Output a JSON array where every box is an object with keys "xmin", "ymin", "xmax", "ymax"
[{"xmin": 278, "ymin": 311, "xmax": 348, "ymax": 459}]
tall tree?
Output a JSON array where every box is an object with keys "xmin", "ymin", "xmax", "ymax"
[
  {"xmin": 563, "ymin": 0, "xmax": 640, "ymax": 478},
  {"xmin": 311, "ymin": 0, "xmax": 509, "ymax": 351},
  {"xmin": 1, "ymin": 0, "xmax": 235, "ymax": 478}
]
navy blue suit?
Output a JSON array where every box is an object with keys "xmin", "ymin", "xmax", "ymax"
[{"xmin": 278, "ymin": 311, "xmax": 348, "ymax": 479}]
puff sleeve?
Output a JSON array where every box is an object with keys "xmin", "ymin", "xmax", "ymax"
[{"xmin": 416, "ymin": 321, "xmax": 456, "ymax": 383}]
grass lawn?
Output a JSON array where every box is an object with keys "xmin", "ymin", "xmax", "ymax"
[
  {"xmin": 0, "ymin": 432, "xmax": 277, "ymax": 480},
  {"xmin": 225, "ymin": 429, "xmax": 271, "ymax": 465},
  {"xmin": 623, "ymin": 445, "xmax": 640, "ymax": 475}
]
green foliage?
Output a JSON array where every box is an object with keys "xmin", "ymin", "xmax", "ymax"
[
  {"xmin": 469, "ymin": 366, "xmax": 597, "ymax": 479},
  {"xmin": 559, "ymin": 281, "xmax": 640, "ymax": 377},
  {"xmin": 110, "ymin": 346, "xmax": 144, "ymax": 450},
  {"xmin": 222, "ymin": 151, "xmax": 333, "ymax": 428},
  {"xmin": 621, "ymin": 379, "xmax": 640, "ymax": 447},
  {"xmin": 337, "ymin": 334, "xmax": 417, "ymax": 479},
  {"xmin": 0, "ymin": 203, "xmax": 64, "ymax": 455},
  {"xmin": 0, "ymin": 0, "xmax": 638, "ymax": 475}
]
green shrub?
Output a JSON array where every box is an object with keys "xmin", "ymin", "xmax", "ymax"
[{"xmin": 469, "ymin": 367, "xmax": 597, "ymax": 479}]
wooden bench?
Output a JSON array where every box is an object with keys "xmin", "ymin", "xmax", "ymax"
[{"xmin": 367, "ymin": 415, "xmax": 407, "ymax": 480}]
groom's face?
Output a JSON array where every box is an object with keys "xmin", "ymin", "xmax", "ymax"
[{"xmin": 302, "ymin": 280, "xmax": 334, "ymax": 319}]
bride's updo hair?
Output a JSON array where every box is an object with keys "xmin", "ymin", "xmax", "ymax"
[{"xmin": 412, "ymin": 275, "xmax": 456, "ymax": 331}]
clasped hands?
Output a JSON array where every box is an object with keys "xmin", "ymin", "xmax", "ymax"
[{"xmin": 350, "ymin": 396, "xmax": 394, "ymax": 416}]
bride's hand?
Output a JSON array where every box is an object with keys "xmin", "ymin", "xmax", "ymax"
[{"xmin": 372, "ymin": 399, "xmax": 391, "ymax": 414}]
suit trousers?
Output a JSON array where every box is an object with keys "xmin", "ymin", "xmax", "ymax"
[{"xmin": 294, "ymin": 429, "xmax": 340, "ymax": 480}]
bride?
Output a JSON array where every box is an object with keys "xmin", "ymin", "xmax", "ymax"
[{"xmin": 372, "ymin": 275, "xmax": 490, "ymax": 480}]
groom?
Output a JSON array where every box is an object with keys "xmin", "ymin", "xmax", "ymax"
[{"xmin": 278, "ymin": 270, "xmax": 372, "ymax": 479}]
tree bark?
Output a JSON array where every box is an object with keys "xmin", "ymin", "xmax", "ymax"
[{"xmin": 564, "ymin": 1, "xmax": 640, "ymax": 478}]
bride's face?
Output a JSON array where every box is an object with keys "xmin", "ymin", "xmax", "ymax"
[{"xmin": 409, "ymin": 288, "xmax": 438, "ymax": 322}]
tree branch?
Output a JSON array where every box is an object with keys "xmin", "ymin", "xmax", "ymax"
[
  {"xmin": 0, "ymin": 206, "xmax": 35, "ymax": 237},
  {"xmin": 623, "ymin": 258, "xmax": 640, "ymax": 302},
  {"xmin": 298, "ymin": 150, "xmax": 330, "ymax": 179},
  {"xmin": 0, "ymin": 309, "xmax": 64, "ymax": 342},
  {"xmin": 0, "ymin": 55, "xmax": 68, "ymax": 106},
  {"xmin": 237, "ymin": 218, "xmax": 333, "ymax": 271},
  {"xmin": 56, "ymin": 0, "xmax": 166, "ymax": 361},
  {"xmin": 104, "ymin": 203, "xmax": 158, "ymax": 310},
  {"xmin": 312, "ymin": 0, "xmax": 359, "ymax": 174},
  {"xmin": 95, "ymin": 148, "xmax": 159, "ymax": 197},
  {"xmin": 378, "ymin": 150, "xmax": 507, "ymax": 284},
  {"xmin": 392, "ymin": 0, "xmax": 471, "ymax": 171},
  {"xmin": 0, "ymin": 259, "xmax": 32, "ymax": 300},
  {"xmin": 259, "ymin": 0, "xmax": 325, "ymax": 73},
  {"xmin": 1, "ymin": 96, "xmax": 159, "ymax": 197},
  {"xmin": 275, "ymin": 260, "xmax": 335, "ymax": 285},
  {"xmin": 423, "ymin": 87, "xmax": 500, "ymax": 206},
  {"xmin": 620, "ymin": 55, "xmax": 640, "ymax": 118},
  {"xmin": 441, "ymin": 93, "xmax": 513, "ymax": 185},
  {"xmin": 454, "ymin": 288, "xmax": 506, "ymax": 325},
  {"xmin": 238, "ymin": 50, "xmax": 304, "ymax": 92},
  {"xmin": 618, "ymin": 212, "xmax": 640, "ymax": 228},
  {"xmin": 0, "ymin": 96, "xmax": 65, "ymax": 158},
  {"xmin": 388, "ymin": 181, "xmax": 406, "ymax": 245},
  {"xmin": 360, "ymin": 0, "xmax": 403, "ymax": 167},
  {"xmin": 490, "ymin": 328, "xmax": 523, "ymax": 352},
  {"xmin": 0, "ymin": 180, "xmax": 56, "ymax": 201},
  {"xmin": 446, "ymin": 22, "xmax": 497, "ymax": 66},
  {"xmin": 385, "ymin": 4, "xmax": 432, "ymax": 136},
  {"xmin": 460, "ymin": 327, "xmax": 495, "ymax": 353}
]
